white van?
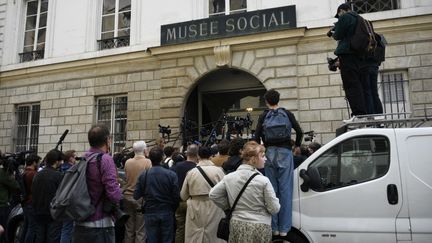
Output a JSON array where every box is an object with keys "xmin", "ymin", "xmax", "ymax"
[{"xmin": 286, "ymin": 127, "xmax": 432, "ymax": 243}]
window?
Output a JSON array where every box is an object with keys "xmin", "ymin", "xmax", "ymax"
[
  {"xmin": 378, "ymin": 71, "xmax": 410, "ymax": 116},
  {"xmin": 209, "ymin": 0, "xmax": 247, "ymax": 16},
  {"xmin": 99, "ymin": 0, "xmax": 131, "ymax": 50},
  {"xmin": 20, "ymin": 0, "xmax": 48, "ymax": 63},
  {"xmin": 346, "ymin": 0, "xmax": 399, "ymax": 14},
  {"xmin": 308, "ymin": 136, "xmax": 390, "ymax": 191},
  {"xmin": 96, "ymin": 95, "xmax": 127, "ymax": 153},
  {"xmin": 15, "ymin": 104, "xmax": 40, "ymax": 153}
]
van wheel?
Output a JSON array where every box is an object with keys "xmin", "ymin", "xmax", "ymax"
[{"xmin": 272, "ymin": 231, "xmax": 308, "ymax": 243}]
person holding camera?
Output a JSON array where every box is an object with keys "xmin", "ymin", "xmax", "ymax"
[
  {"xmin": 329, "ymin": 3, "xmax": 368, "ymax": 119},
  {"xmin": 32, "ymin": 149, "xmax": 64, "ymax": 243},
  {"xmin": 123, "ymin": 141, "xmax": 151, "ymax": 243},
  {"xmin": 134, "ymin": 147, "xmax": 180, "ymax": 243},
  {"xmin": 73, "ymin": 124, "xmax": 122, "ymax": 243},
  {"xmin": 0, "ymin": 152, "xmax": 20, "ymax": 242}
]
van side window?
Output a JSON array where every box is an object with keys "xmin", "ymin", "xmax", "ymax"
[{"xmin": 309, "ymin": 136, "xmax": 390, "ymax": 191}]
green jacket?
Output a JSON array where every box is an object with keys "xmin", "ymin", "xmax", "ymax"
[
  {"xmin": 333, "ymin": 11, "xmax": 358, "ymax": 56},
  {"xmin": 0, "ymin": 169, "xmax": 19, "ymax": 207}
]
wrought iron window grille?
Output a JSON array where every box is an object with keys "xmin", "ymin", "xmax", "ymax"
[
  {"xmin": 346, "ymin": 0, "xmax": 399, "ymax": 14},
  {"xmin": 98, "ymin": 36, "xmax": 130, "ymax": 50},
  {"xmin": 19, "ymin": 49, "xmax": 45, "ymax": 63}
]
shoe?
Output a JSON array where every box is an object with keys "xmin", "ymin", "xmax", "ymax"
[
  {"xmin": 280, "ymin": 232, "xmax": 287, "ymax": 237},
  {"xmin": 343, "ymin": 116, "xmax": 357, "ymax": 123},
  {"xmin": 273, "ymin": 231, "xmax": 280, "ymax": 236}
]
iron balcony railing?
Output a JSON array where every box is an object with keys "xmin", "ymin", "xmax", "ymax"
[
  {"xmin": 19, "ymin": 49, "xmax": 44, "ymax": 63},
  {"xmin": 97, "ymin": 36, "xmax": 130, "ymax": 50},
  {"xmin": 346, "ymin": 0, "xmax": 399, "ymax": 14}
]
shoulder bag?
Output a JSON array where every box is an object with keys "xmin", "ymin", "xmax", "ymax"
[{"xmin": 217, "ymin": 172, "xmax": 259, "ymax": 241}]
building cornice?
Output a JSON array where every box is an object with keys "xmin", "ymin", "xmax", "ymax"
[{"xmin": 1, "ymin": 14, "xmax": 430, "ymax": 83}]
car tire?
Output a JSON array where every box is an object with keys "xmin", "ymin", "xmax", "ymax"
[{"xmin": 272, "ymin": 231, "xmax": 308, "ymax": 243}]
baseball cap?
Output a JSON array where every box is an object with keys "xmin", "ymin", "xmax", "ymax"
[{"xmin": 335, "ymin": 3, "xmax": 351, "ymax": 18}]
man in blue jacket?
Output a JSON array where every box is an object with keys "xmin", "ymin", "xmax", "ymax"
[{"xmin": 134, "ymin": 147, "xmax": 180, "ymax": 243}]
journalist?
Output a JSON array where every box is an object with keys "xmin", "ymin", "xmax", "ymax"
[{"xmin": 330, "ymin": 3, "xmax": 367, "ymax": 119}]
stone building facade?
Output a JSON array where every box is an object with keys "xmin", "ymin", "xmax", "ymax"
[{"xmin": 0, "ymin": 2, "xmax": 431, "ymax": 155}]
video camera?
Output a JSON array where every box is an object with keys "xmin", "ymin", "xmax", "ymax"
[
  {"xmin": 304, "ymin": 131, "xmax": 316, "ymax": 142},
  {"xmin": 327, "ymin": 57, "xmax": 339, "ymax": 72},
  {"xmin": 159, "ymin": 124, "xmax": 172, "ymax": 139},
  {"xmin": 0, "ymin": 151, "xmax": 33, "ymax": 174}
]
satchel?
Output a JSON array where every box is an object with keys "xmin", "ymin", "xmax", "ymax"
[
  {"xmin": 217, "ymin": 216, "xmax": 230, "ymax": 241},
  {"xmin": 216, "ymin": 172, "xmax": 259, "ymax": 240}
]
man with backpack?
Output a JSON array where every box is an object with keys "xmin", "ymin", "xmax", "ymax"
[
  {"xmin": 254, "ymin": 89, "xmax": 303, "ymax": 238},
  {"xmin": 331, "ymin": 3, "xmax": 368, "ymax": 120},
  {"xmin": 72, "ymin": 124, "xmax": 122, "ymax": 243}
]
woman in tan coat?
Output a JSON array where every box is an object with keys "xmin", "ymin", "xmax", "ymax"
[
  {"xmin": 209, "ymin": 141, "xmax": 280, "ymax": 243},
  {"xmin": 180, "ymin": 146, "xmax": 226, "ymax": 243}
]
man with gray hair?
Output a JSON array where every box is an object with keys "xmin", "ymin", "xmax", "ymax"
[
  {"xmin": 170, "ymin": 144, "xmax": 199, "ymax": 243},
  {"xmin": 123, "ymin": 141, "xmax": 152, "ymax": 243}
]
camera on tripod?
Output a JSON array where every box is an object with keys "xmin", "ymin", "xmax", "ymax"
[{"xmin": 158, "ymin": 125, "xmax": 172, "ymax": 138}]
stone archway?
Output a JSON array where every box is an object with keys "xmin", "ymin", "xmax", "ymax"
[{"xmin": 182, "ymin": 67, "xmax": 266, "ymax": 145}]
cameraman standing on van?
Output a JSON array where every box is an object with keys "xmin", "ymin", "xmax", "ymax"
[{"xmin": 330, "ymin": 3, "xmax": 367, "ymax": 119}]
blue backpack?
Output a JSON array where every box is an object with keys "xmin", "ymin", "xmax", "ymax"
[{"xmin": 263, "ymin": 108, "xmax": 292, "ymax": 143}]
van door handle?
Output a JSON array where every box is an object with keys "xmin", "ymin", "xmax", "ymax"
[{"xmin": 387, "ymin": 184, "xmax": 398, "ymax": 205}]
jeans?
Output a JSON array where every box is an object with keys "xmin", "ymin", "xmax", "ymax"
[
  {"xmin": 339, "ymin": 54, "xmax": 367, "ymax": 116},
  {"xmin": 34, "ymin": 218, "xmax": 62, "ymax": 243},
  {"xmin": 60, "ymin": 221, "xmax": 74, "ymax": 243},
  {"xmin": 21, "ymin": 205, "xmax": 37, "ymax": 243},
  {"xmin": 72, "ymin": 226, "xmax": 115, "ymax": 243},
  {"xmin": 265, "ymin": 146, "xmax": 294, "ymax": 233},
  {"xmin": 144, "ymin": 212, "xmax": 175, "ymax": 243}
]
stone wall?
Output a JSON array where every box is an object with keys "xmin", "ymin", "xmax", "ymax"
[
  {"xmin": 0, "ymin": 57, "xmax": 162, "ymax": 155},
  {"xmin": 0, "ymin": 15, "xmax": 431, "ymax": 156},
  {"xmin": 0, "ymin": 0, "xmax": 6, "ymax": 64}
]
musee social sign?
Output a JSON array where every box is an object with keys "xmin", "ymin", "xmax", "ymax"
[{"xmin": 161, "ymin": 5, "xmax": 296, "ymax": 45}]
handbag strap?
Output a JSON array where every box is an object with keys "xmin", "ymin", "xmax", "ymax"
[
  {"xmin": 140, "ymin": 169, "xmax": 149, "ymax": 209},
  {"xmin": 228, "ymin": 172, "xmax": 259, "ymax": 217},
  {"xmin": 197, "ymin": 166, "xmax": 215, "ymax": 188}
]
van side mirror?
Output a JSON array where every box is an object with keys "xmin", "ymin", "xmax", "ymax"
[{"xmin": 300, "ymin": 167, "xmax": 323, "ymax": 192}]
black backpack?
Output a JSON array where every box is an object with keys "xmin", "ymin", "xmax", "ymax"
[
  {"xmin": 350, "ymin": 14, "xmax": 377, "ymax": 57},
  {"xmin": 371, "ymin": 33, "xmax": 386, "ymax": 63}
]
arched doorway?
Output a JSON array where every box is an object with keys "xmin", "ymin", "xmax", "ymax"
[{"xmin": 182, "ymin": 68, "xmax": 266, "ymax": 145}]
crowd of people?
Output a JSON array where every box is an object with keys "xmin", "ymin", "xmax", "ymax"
[{"xmin": 0, "ymin": 88, "xmax": 328, "ymax": 243}]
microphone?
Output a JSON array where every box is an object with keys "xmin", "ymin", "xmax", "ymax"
[{"xmin": 55, "ymin": 129, "xmax": 69, "ymax": 150}]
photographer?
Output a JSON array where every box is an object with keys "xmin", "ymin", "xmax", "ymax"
[
  {"xmin": 73, "ymin": 124, "xmax": 122, "ymax": 243},
  {"xmin": 0, "ymin": 151, "xmax": 20, "ymax": 241},
  {"xmin": 329, "ymin": 3, "xmax": 367, "ymax": 119}
]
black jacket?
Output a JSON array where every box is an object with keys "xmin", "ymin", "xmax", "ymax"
[
  {"xmin": 222, "ymin": 155, "xmax": 242, "ymax": 174},
  {"xmin": 254, "ymin": 108, "xmax": 303, "ymax": 148},
  {"xmin": 32, "ymin": 166, "xmax": 63, "ymax": 221}
]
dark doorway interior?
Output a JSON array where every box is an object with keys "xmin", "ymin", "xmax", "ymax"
[{"xmin": 183, "ymin": 68, "xmax": 266, "ymax": 145}]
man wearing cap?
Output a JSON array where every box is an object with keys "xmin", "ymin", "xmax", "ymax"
[{"xmin": 331, "ymin": 3, "xmax": 368, "ymax": 120}]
